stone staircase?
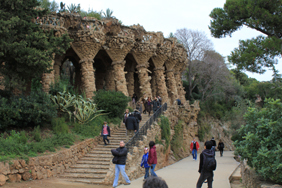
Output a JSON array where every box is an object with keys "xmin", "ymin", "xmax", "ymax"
[{"xmin": 60, "ymin": 114, "xmax": 151, "ymax": 184}]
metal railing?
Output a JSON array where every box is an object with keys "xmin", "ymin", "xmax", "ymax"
[{"xmin": 125, "ymin": 103, "xmax": 167, "ymax": 153}]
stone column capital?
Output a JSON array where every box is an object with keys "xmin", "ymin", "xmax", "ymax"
[
  {"xmin": 154, "ymin": 67, "xmax": 165, "ymax": 71},
  {"xmin": 166, "ymin": 69, "xmax": 174, "ymax": 73},
  {"xmin": 112, "ymin": 60, "xmax": 126, "ymax": 66},
  {"xmin": 136, "ymin": 63, "xmax": 148, "ymax": 69},
  {"xmin": 79, "ymin": 58, "xmax": 94, "ymax": 64}
]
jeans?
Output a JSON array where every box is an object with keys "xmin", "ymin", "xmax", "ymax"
[
  {"xmin": 150, "ymin": 164, "xmax": 157, "ymax": 177},
  {"xmin": 192, "ymin": 149, "xmax": 198, "ymax": 160},
  {"xmin": 144, "ymin": 167, "xmax": 150, "ymax": 179},
  {"xmin": 211, "ymin": 146, "xmax": 216, "ymax": 156},
  {"xmin": 103, "ymin": 135, "xmax": 109, "ymax": 145},
  {"xmin": 113, "ymin": 164, "xmax": 130, "ymax": 187},
  {"xmin": 196, "ymin": 171, "xmax": 213, "ymax": 188}
]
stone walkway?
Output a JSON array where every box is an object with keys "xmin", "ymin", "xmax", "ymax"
[{"xmin": 118, "ymin": 151, "xmax": 239, "ymax": 188}]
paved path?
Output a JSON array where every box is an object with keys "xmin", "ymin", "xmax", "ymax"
[{"xmin": 118, "ymin": 151, "xmax": 239, "ymax": 188}]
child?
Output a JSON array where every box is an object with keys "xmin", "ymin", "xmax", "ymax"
[
  {"xmin": 140, "ymin": 147, "xmax": 150, "ymax": 180},
  {"xmin": 101, "ymin": 121, "xmax": 110, "ymax": 146}
]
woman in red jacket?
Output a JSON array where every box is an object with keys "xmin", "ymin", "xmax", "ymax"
[{"xmin": 148, "ymin": 141, "xmax": 158, "ymax": 177}]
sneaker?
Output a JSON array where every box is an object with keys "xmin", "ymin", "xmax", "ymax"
[{"xmin": 124, "ymin": 182, "xmax": 131, "ymax": 185}]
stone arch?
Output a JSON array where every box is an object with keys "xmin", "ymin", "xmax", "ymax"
[{"xmin": 94, "ymin": 50, "xmax": 113, "ymax": 91}]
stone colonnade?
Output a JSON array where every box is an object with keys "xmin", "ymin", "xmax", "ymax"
[{"xmin": 40, "ymin": 13, "xmax": 188, "ymax": 104}]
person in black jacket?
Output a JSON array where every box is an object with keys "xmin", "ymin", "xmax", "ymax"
[
  {"xmin": 196, "ymin": 141, "xmax": 214, "ymax": 188},
  {"xmin": 210, "ymin": 137, "xmax": 216, "ymax": 156},
  {"xmin": 218, "ymin": 139, "xmax": 224, "ymax": 157},
  {"xmin": 133, "ymin": 109, "xmax": 142, "ymax": 132},
  {"xmin": 152, "ymin": 97, "xmax": 160, "ymax": 113},
  {"xmin": 111, "ymin": 141, "xmax": 131, "ymax": 187},
  {"xmin": 125, "ymin": 113, "xmax": 137, "ymax": 141},
  {"xmin": 101, "ymin": 121, "xmax": 110, "ymax": 146}
]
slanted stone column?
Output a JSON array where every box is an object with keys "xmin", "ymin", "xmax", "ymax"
[
  {"xmin": 42, "ymin": 58, "xmax": 55, "ymax": 93},
  {"xmin": 112, "ymin": 60, "xmax": 129, "ymax": 96},
  {"xmin": 80, "ymin": 58, "xmax": 96, "ymax": 99},
  {"xmin": 166, "ymin": 69, "xmax": 178, "ymax": 104},
  {"xmin": 136, "ymin": 63, "xmax": 152, "ymax": 97},
  {"xmin": 126, "ymin": 71, "xmax": 134, "ymax": 98},
  {"xmin": 105, "ymin": 67, "xmax": 115, "ymax": 91},
  {"xmin": 151, "ymin": 71, "xmax": 157, "ymax": 98},
  {"xmin": 153, "ymin": 67, "xmax": 169, "ymax": 103}
]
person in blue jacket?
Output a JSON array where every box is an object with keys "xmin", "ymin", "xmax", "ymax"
[{"xmin": 140, "ymin": 147, "xmax": 150, "ymax": 180}]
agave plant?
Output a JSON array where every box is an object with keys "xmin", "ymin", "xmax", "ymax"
[
  {"xmin": 50, "ymin": 91, "xmax": 76, "ymax": 120},
  {"xmin": 73, "ymin": 96, "xmax": 104, "ymax": 124}
]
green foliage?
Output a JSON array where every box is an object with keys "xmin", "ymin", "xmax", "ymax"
[
  {"xmin": 93, "ymin": 90, "xmax": 130, "ymax": 119},
  {"xmin": 198, "ymin": 118, "xmax": 211, "ymax": 142},
  {"xmin": 32, "ymin": 126, "xmax": 42, "ymax": 142},
  {"xmin": 127, "ymin": 106, "xmax": 133, "ymax": 112},
  {"xmin": 0, "ymin": 0, "xmax": 72, "ymax": 90},
  {"xmin": 158, "ymin": 116, "xmax": 171, "ymax": 151},
  {"xmin": 80, "ymin": 8, "xmax": 102, "ymax": 20},
  {"xmin": 234, "ymin": 99, "xmax": 282, "ymax": 183},
  {"xmin": 52, "ymin": 117, "xmax": 69, "ymax": 135},
  {"xmin": 102, "ymin": 8, "xmax": 115, "ymax": 19},
  {"xmin": 0, "ymin": 130, "xmax": 75, "ymax": 161},
  {"xmin": 209, "ymin": 0, "xmax": 282, "ymax": 73},
  {"xmin": 73, "ymin": 116, "xmax": 105, "ymax": 138},
  {"xmin": 0, "ymin": 90, "xmax": 57, "ymax": 130},
  {"xmin": 171, "ymin": 120, "xmax": 184, "ymax": 159}
]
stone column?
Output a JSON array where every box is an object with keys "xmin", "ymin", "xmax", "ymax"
[
  {"xmin": 174, "ymin": 71, "xmax": 186, "ymax": 103},
  {"xmin": 154, "ymin": 67, "xmax": 169, "ymax": 103},
  {"xmin": 42, "ymin": 59, "xmax": 55, "ymax": 93},
  {"xmin": 105, "ymin": 67, "xmax": 115, "ymax": 91},
  {"xmin": 166, "ymin": 69, "xmax": 178, "ymax": 104},
  {"xmin": 126, "ymin": 71, "xmax": 134, "ymax": 98},
  {"xmin": 151, "ymin": 71, "xmax": 157, "ymax": 98},
  {"xmin": 53, "ymin": 56, "xmax": 63, "ymax": 81},
  {"xmin": 80, "ymin": 58, "xmax": 96, "ymax": 99},
  {"xmin": 136, "ymin": 63, "xmax": 152, "ymax": 97},
  {"xmin": 112, "ymin": 60, "xmax": 129, "ymax": 96}
]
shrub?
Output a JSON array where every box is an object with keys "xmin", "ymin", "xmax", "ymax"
[
  {"xmin": 93, "ymin": 90, "xmax": 130, "ymax": 118},
  {"xmin": 0, "ymin": 90, "xmax": 57, "ymax": 130},
  {"xmin": 158, "ymin": 116, "xmax": 171, "ymax": 151},
  {"xmin": 32, "ymin": 126, "xmax": 41, "ymax": 142},
  {"xmin": 234, "ymin": 99, "xmax": 282, "ymax": 183},
  {"xmin": 52, "ymin": 117, "xmax": 69, "ymax": 135},
  {"xmin": 171, "ymin": 120, "xmax": 184, "ymax": 159}
]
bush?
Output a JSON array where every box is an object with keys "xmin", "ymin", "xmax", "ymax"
[
  {"xmin": 171, "ymin": 120, "xmax": 184, "ymax": 159},
  {"xmin": 158, "ymin": 116, "xmax": 171, "ymax": 151},
  {"xmin": 234, "ymin": 98, "xmax": 282, "ymax": 183},
  {"xmin": 93, "ymin": 90, "xmax": 130, "ymax": 118},
  {"xmin": 73, "ymin": 116, "xmax": 105, "ymax": 138},
  {"xmin": 0, "ymin": 90, "xmax": 57, "ymax": 130},
  {"xmin": 52, "ymin": 117, "xmax": 69, "ymax": 135},
  {"xmin": 32, "ymin": 126, "xmax": 41, "ymax": 142}
]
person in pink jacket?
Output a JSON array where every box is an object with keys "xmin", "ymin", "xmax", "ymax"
[
  {"xmin": 148, "ymin": 141, "xmax": 158, "ymax": 177},
  {"xmin": 190, "ymin": 138, "xmax": 200, "ymax": 160}
]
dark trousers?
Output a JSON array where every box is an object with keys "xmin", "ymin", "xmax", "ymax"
[
  {"xmin": 103, "ymin": 135, "xmax": 109, "ymax": 145},
  {"xmin": 220, "ymin": 149, "xmax": 223, "ymax": 157},
  {"xmin": 196, "ymin": 171, "xmax": 213, "ymax": 188}
]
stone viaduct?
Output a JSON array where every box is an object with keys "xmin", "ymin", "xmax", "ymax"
[{"xmin": 39, "ymin": 12, "xmax": 187, "ymax": 104}]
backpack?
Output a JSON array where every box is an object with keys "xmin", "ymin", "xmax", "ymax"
[
  {"xmin": 204, "ymin": 154, "xmax": 217, "ymax": 171},
  {"xmin": 219, "ymin": 142, "xmax": 224, "ymax": 149}
]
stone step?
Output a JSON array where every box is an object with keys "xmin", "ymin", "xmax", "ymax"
[
  {"xmin": 79, "ymin": 157, "xmax": 111, "ymax": 161},
  {"xmin": 70, "ymin": 164, "xmax": 110, "ymax": 169},
  {"xmin": 84, "ymin": 154, "xmax": 112, "ymax": 158},
  {"xmin": 61, "ymin": 173, "xmax": 105, "ymax": 179},
  {"xmin": 89, "ymin": 150, "xmax": 111, "ymax": 154},
  {"xmin": 62, "ymin": 178, "xmax": 104, "ymax": 184},
  {"xmin": 65, "ymin": 168, "xmax": 108, "ymax": 174},
  {"xmin": 76, "ymin": 160, "xmax": 110, "ymax": 165}
]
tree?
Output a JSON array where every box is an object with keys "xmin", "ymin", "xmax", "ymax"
[
  {"xmin": 38, "ymin": 0, "xmax": 58, "ymax": 12},
  {"xmin": 102, "ymin": 8, "xmax": 115, "ymax": 19},
  {"xmin": 80, "ymin": 8, "xmax": 102, "ymax": 20},
  {"xmin": 67, "ymin": 3, "xmax": 81, "ymax": 13},
  {"xmin": 174, "ymin": 28, "xmax": 213, "ymax": 100},
  {"xmin": 209, "ymin": 0, "xmax": 282, "ymax": 74},
  {"xmin": 0, "ymin": 0, "xmax": 72, "ymax": 93}
]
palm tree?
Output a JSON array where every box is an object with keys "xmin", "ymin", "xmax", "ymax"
[{"xmin": 103, "ymin": 8, "xmax": 114, "ymax": 18}]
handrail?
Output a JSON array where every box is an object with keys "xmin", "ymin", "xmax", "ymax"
[{"xmin": 125, "ymin": 103, "xmax": 167, "ymax": 153}]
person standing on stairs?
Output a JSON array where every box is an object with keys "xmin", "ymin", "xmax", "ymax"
[
  {"xmin": 125, "ymin": 113, "xmax": 137, "ymax": 142},
  {"xmin": 101, "ymin": 121, "xmax": 110, "ymax": 146},
  {"xmin": 111, "ymin": 141, "xmax": 131, "ymax": 187},
  {"xmin": 148, "ymin": 141, "xmax": 158, "ymax": 177},
  {"xmin": 133, "ymin": 109, "xmax": 142, "ymax": 133},
  {"xmin": 152, "ymin": 97, "xmax": 160, "ymax": 113}
]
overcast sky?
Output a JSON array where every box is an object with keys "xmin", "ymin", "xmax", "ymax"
[{"xmin": 58, "ymin": 0, "xmax": 282, "ymax": 81}]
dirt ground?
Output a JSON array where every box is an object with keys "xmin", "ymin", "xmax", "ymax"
[{"xmin": 1, "ymin": 178, "xmax": 112, "ymax": 188}]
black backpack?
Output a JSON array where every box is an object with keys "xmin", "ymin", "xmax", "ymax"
[{"xmin": 204, "ymin": 155, "xmax": 217, "ymax": 171}]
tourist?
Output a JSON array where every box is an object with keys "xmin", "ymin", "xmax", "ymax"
[
  {"xmin": 123, "ymin": 109, "xmax": 129, "ymax": 125},
  {"xmin": 101, "ymin": 121, "xmax": 110, "ymax": 146},
  {"xmin": 140, "ymin": 147, "xmax": 150, "ymax": 180},
  {"xmin": 210, "ymin": 137, "xmax": 216, "ymax": 156},
  {"xmin": 132, "ymin": 93, "xmax": 137, "ymax": 108},
  {"xmin": 218, "ymin": 139, "xmax": 224, "ymax": 157},
  {"xmin": 196, "ymin": 141, "xmax": 215, "ymax": 188},
  {"xmin": 142, "ymin": 95, "xmax": 147, "ymax": 114},
  {"xmin": 152, "ymin": 97, "xmax": 160, "ymax": 113},
  {"xmin": 190, "ymin": 138, "xmax": 200, "ymax": 160},
  {"xmin": 146, "ymin": 97, "xmax": 152, "ymax": 116},
  {"xmin": 143, "ymin": 176, "xmax": 168, "ymax": 188},
  {"xmin": 176, "ymin": 98, "xmax": 181, "ymax": 105},
  {"xmin": 157, "ymin": 96, "xmax": 162, "ymax": 106},
  {"xmin": 133, "ymin": 109, "xmax": 142, "ymax": 133},
  {"xmin": 125, "ymin": 113, "xmax": 137, "ymax": 142},
  {"xmin": 136, "ymin": 101, "xmax": 143, "ymax": 113},
  {"xmin": 111, "ymin": 141, "xmax": 131, "ymax": 187},
  {"xmin": 148, "ymin": 141, "xmax": 158, "ymax": 177}
]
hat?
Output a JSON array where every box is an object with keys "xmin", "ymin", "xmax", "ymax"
[{"xmin": 144, "ymin": 147, "xmax": 149, "ymax": 151}]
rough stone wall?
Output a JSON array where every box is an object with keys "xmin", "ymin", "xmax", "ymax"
[
  {"xmin": 104, "ymin": 101, "xmax": 200, "ymax": 185},
  {"xmin": 241, "ymin": 161, "xmax": 282, "ymax": 188},
  {"xmin": 0, "ymin": 74, "xmax": 4, "ymax": 90}
]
